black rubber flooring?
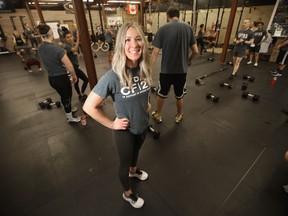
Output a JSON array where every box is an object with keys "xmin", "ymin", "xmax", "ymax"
[{"xmin": 0, "ymin": 50, "xmax": 288, "ymax": 216}]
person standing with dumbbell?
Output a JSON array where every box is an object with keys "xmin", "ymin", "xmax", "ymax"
[
  {"xmin": 229, "ymin": 19, "xmax": 254, "ymax": 80},
  {"xmin": 37, "ymin": 24, "xmax": 81, "ymax": 123}
]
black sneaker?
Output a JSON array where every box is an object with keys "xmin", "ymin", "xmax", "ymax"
[
  {"xmin": 122, "ymin": 193, "xmax": 144, "ymax": 208},
  {"xmin": 79, "ymin": 94, "xmax": 87, "ymax": 101},
  {"xmin": 229, "ymin": 74, "xmax": 236, "ymax": 80}
]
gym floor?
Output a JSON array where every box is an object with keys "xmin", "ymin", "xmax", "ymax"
[{"xmin": 0, "ymin": 49, "xmax": 288, "ymax": 216}]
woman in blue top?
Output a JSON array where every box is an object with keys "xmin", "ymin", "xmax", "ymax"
[{"xmin": 83, "ymin": 22, "xmax": 152, "ymax": 208}]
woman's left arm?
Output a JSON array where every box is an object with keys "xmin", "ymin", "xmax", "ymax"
[{"xmin": 61, "ymin": 54, "xmax": 77, "ymax": 83}]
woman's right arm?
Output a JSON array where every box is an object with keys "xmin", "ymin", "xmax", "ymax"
[{"xmin": 83, "ymin": 91, "xmax": 129, "ymax": 130}]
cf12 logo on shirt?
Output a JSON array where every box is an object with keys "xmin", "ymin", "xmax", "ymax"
[{"xmin": 121, "ymin": 76, "xmax": 149, "ymax": 98}]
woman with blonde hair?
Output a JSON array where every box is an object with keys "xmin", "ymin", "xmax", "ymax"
[{"xmin": 83, "ymin": 22, "xmax": 152, "ymax": 208}]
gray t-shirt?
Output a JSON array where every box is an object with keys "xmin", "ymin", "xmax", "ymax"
[
  {"xmin": 38, "ymin": 42, "xmax": 66, "ymax": 77},
  {"xmin": 233, "ymin": 29, "xmax": 254, "ymax": 53},
  {"xmin": 253, "ymin": 29, "xmax": 267, "ymax": 45},
  {"xmin": 152, "ymin": 20, "xmax": 196, "ymax": 74},
  {"xmin": 64, "ymin": 43, "xmax": 79, "ymax": 66},
  {"xmin": 93, "ymin": 68, "xmax": 150, "ymax": 134}
]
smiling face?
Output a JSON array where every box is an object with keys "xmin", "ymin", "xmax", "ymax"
[{"xmin": 124, "ymin": 27, "xmax": 143, "ymax": 68}]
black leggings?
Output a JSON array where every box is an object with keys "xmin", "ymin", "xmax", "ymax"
[
  {"xmin": 49, "ymin": 74, "xmax": 72, "ymax": 113},
  {"xmin": 73, "ymin": 65, "xmax": 89, "ymax": 95},
  {"xmin": 197, "ymin": 38, "xmax": 205, "ymax": 54},
  {"xmin": 112, "ymin": 130, "xmax": 146, "ymax": 191}
]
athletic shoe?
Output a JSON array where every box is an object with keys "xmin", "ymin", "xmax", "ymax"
[
  {"xmin": 28, "ymin": 69, "xmax": 33, "ymax": 73},
  {"xmin": 38, "ymin": 68, "xmax": 43, "ymax": 72},
  {"xmin": 247, "ymin": 61, "xmax": 252, "ymax": 65},
  {"xmin": 129, "ymin": 169, "xmax": 148, "ymax": 180},
  {"xmin": 151, "ymin": 111, "xmax": 162, "ymax": 123},
  {"xmin": 78, "ymin": 94, "xmax": 87, "ymax": 101},
  {"xmin": 67, "ymin": 117, "xmax": 81, "ymax": 123},
  {"xmin": 254, "ymin": 63, "xmax": 258, "ymax": 67},
  {"xmin": 72, "ymin": 107, "xmax": 78, "ymax": 113},
  {"xmin": 122, "ymin": 193, "xmax": 144, "ymax": 208},
  {"xmin": 228, "ymin": 74, "xmax": 236, "ymax": 80},
  {"xmin": 271, "ymin": 72, "xmax": 282, "ymax": 77},
  {"xmin": 175, "ymin": 113, "xmax": 183, "ymax": 124}
]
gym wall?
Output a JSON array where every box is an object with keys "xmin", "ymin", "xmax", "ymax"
[{"xmin": 0, "ymin": 5, "xmax": 274, "ymax": 52}]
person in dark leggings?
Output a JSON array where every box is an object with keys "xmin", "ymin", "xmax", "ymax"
[
  {"xmin": 37, "ymin": 24, "xmax": 80, "ymax": 123},
  {"xmin": 197, "ymin": 24, "xmax": 205, "ymax": 56},
  {"xmin": 83, "ymin": 22, "xmax": 152, "ymax": 209},
  {"xmin": 63, "ymin": 31, "xmax": 89, "ymax": 102}
]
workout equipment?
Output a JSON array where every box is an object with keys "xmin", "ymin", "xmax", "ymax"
[
  {"xmin": 220, "ymin": 82, "xmax": 233, "ymax": 89},
  {"xmin": 241, "ymin": 82, "xmax": 248, "ymax": 90},
  {"xmin": 147, "ymin": 125, "xmax": 160, "ymax": 139},
  {"xmin": 19, "ymin": 16, "xmax": 26, "ymax": 31},
  {"xmin": 207, "ymin": 57, "xmax": 214, "ymax": 61},
  {"xmin": 206, "ymin": 93, "xmax": 219, "ymax": 103},
  {"xmin": 39, "ymin": 98, "xmax": 61, "ymax": 109},
  {"xmin": 9, "ymin": 16, "xmax": 17, "ymax": 30},
  {"xmin": 243, "ymin": 74, "xmax": 255, "ymax": 82},
  {"xmin": 195, "ymin": 67, "xmax": 228, "ymax": 85},
  {"xmin": 242, "ymin": 91, "xmax": 260, "ymax": 102}
]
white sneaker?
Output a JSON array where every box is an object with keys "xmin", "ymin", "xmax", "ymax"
[
  {"xmin": 28, "ymin": 69, "xmax": 33, "ymax": 73},
  {"xmin": 271, "ymin": 72, "xmax": 282, "ymax": 77},
  {"xmin": 129, "ymin": 169, "xmax": 148, "ymax": 180},
  {"xmin": 67, "ymin": 117, "xmax": 81, "ymax": 123},
  {"xmin": 254, "ymin": 63, "xmax": 258, "ymax": 67},
  {"xmin": 38, "ymin": 68, "xmax": 43, "ymax": 72},
  {"xmin": 72, "ymin": 107, "xmax": 78, "ymax": 113},
  {"xmin": 122, "ymin": 193, "xmax": 144, "ymax": 208},
  {"xmin": 247, "ymin": 61, "xmax": 252, "ymax": 65}
]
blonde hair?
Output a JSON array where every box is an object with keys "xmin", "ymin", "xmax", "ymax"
[{"xmin": 112, "ymin": 22, "xmax": 152, "ymax": 88}]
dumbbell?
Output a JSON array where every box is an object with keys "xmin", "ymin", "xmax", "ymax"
[
  {"xmin": 45, "ymin": 101, "xmax": 61, "ymax": 109},
  {"xmin": 206, "ymin": 93, "xmax": 219, "ymax": 103},
  {"xmin": 242, "ymin": 91, "xmax": 260, "ymax": 102},
  {"xmin": 243, "ymin": 74, "xmax": 255, "ymax": 82},
  {"xmin": 147, "ymin": 125, "xmax": 160, "ymax": 139},
  {"xmin": 207, "ymin": 57, "xmax": 214, "ymax": 61},
  {"xmin": 39, "ymin": 98, "xmax": 52, "ymax": 109},
  {"xmin": 220, "ymin": 82, "xmax": 233, "ymax": 89},
  {"xmin": 241, "ymin": 82, "xmax": 248, "ymax": 90}
]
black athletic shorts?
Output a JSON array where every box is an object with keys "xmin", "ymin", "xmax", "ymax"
[
  {"xmin": 249, "ymin": 44, "xmax": 261, "ymax": 53},
  {"xmin": 233, "ymin": 48, "xmax": 246, "ymax": 58},
  {"xmin": 157, "ymin": 73, "xmax": 187, "ymax": 99},
  {"xmin": 276, "ymin": 49, "xmax": 288, "ymax": 65}
]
